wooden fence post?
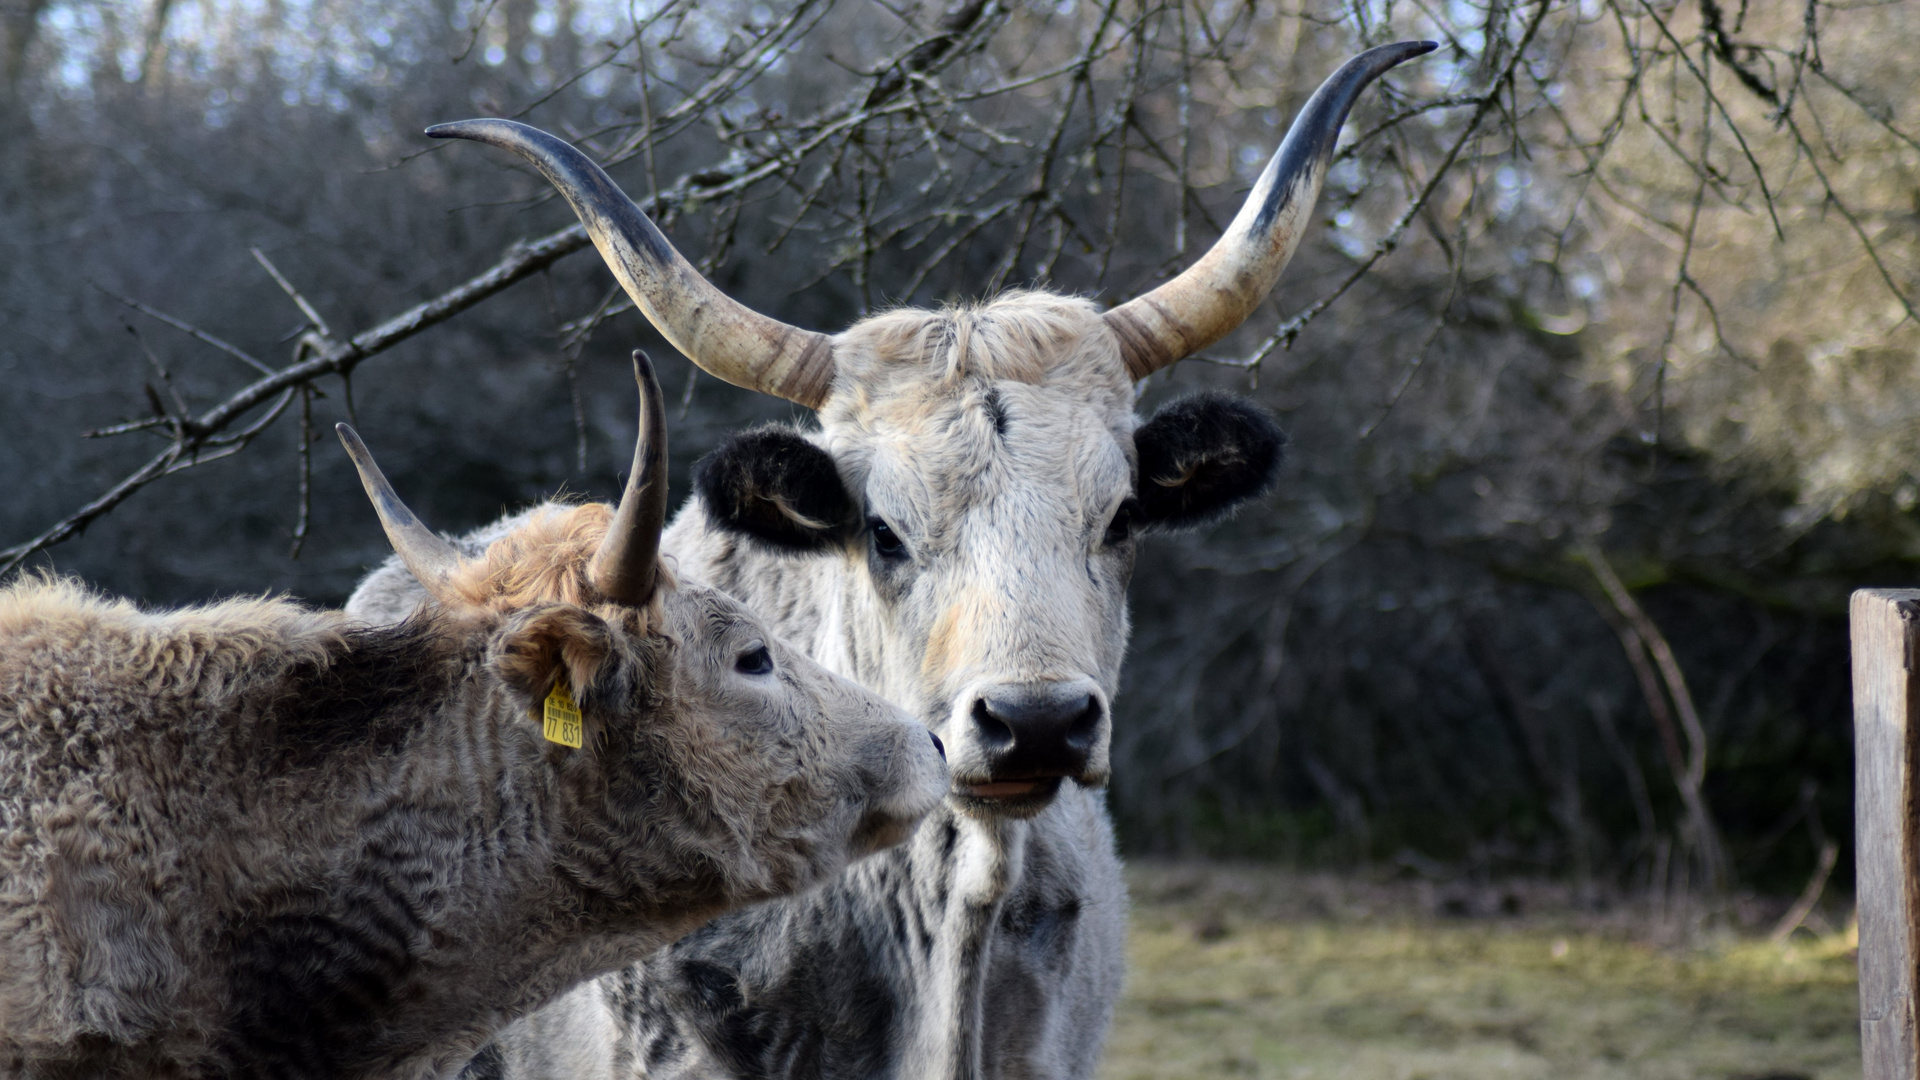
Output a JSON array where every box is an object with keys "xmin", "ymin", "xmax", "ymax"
[{"xmin": 1853, "ymin": 589, "xmax": 1920, "ymax": 1080}]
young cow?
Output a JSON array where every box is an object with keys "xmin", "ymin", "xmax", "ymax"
[{"xmin": 0, "ymin": 356, "xmax": 946, "ymax": 1080}]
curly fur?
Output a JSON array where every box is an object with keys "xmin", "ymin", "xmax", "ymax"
[{"xmin": 445, "ymin": 503, "xmax": 677, "ymax": 617}]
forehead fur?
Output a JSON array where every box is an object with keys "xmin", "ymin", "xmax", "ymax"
[
  {"xmin": 823, "ymin": 291, "xmax": 1132, "ymax": 415},
  {"xmin": 810, "ymin": 292, "xmax": 1137, "ymax": 548},
  {"xmin": 445, "ymin": 502, "xmax": 673, "ymax": 624}
]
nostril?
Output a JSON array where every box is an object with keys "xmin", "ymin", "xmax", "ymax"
[
  {"xmin": 929, "ymin": 731, "xmax": 946, "ymax": 760},
  {"xmin": 1065, "ymin": 696, "xmax": 1101, "ymax": 749},
  {"xmin": 970, "ymin": 698, "xmax": 1014, "ymax": 750}
]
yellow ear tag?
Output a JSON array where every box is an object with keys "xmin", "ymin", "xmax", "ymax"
[{"xmin": 542, "ymin": 679, "xmax": 583, "ymax": 748}]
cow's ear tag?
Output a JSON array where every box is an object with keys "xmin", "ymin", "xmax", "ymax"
[{"xmin": 542, "ymin": 680, "xmax": 583, "ymax": 748}]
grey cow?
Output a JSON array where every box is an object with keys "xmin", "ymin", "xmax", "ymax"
[
  {"xmin": 0, "ymin": 359, "xmax": 945, "ymax": 1079},
  {"xmin": 350, "ymin": 42, "xmax": 1434, "ymax": 1080}
]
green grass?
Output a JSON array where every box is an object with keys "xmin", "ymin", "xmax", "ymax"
[{"xmin": 1103, "ymin": 863, "xmax": 1860, "ymax": 1080}]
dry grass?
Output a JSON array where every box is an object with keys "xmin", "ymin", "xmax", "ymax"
[{"xmin": 1103, "ymin": 862, "xmax": 1860, "ymax": 1080}]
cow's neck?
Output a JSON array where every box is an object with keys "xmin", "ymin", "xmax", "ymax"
[{"xmin": 915, "ymin": 813, "xmax": 1028, "ymax": 1080}]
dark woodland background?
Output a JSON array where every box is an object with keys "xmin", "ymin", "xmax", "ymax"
[{"xmin": 3, "ymin": 0, "xmax": 1916, "ymax": 907}]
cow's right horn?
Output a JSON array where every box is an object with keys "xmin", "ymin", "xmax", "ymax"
[
  {"xmin": 336, "ymin": 424, "xmax": 463, "ymax": 604},
  {"xmin": 587, "ymin": 351, "xmax": 668, "ymax": 607},
  {"xmin": 428, "ymin": 119, "xmax": 837, "ymax": 410}
]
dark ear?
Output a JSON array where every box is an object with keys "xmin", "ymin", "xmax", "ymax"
[
  {"xmin": 1132, "ymin": 393, "xmax": 1286, "ymax": 530},
  {"xmin": 496, "ymin": 605, "xmax": 614, "ymax": 704},
  {"xmin": 693, "ymin": 426, "xmax": 855, "ymax": 553}
]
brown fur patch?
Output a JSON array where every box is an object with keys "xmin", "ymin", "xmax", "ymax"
[
  {"xmin": 495, "ymin": 605, "xmax": 614, "ymax": 702},
  {"xmin": 920, "ymin": 587, "xmax": 1003, "ymax": 685},
  {"xmin": 444, "ymin": 503, "xmax": 674, "ymax": 626},
  {"xmin": 445, "ymin": 505, "xmax": 675, "ymax": 705},
  {"xmin": 446, "ymin": 503, "xmax": 608, "ymax": 610}
]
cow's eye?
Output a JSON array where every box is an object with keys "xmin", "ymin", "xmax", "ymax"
[
  {"xmin": 1102, "ymin": 499, "xmax": 1139, "ymax": 547},
  {"xmin": 735, "ymin": 645, "xmax": 774, "ymax": 676},
  {"xmin": 870, "ymin": 518, "xmax": 907, "ymax": 560}
]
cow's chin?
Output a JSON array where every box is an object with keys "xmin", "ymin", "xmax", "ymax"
[{"xmin": 950, "ymin": 776, "xmax": 1069, "ymax": 820}]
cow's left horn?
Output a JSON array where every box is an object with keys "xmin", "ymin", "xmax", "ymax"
[
  {"xmin": 427, "ymin": 119, "xmax": 838, "ymax": 410},
  {"xmin": 1104, "ymin": 40, "xmax": 1436, "ymax": 379},
  {"xmin": 336, "ymin": 424, "xmax": 464, "ymax": 603},
  {"xmin": 587, "ymin": 351, "xmax": 668, "ymax": 607}
]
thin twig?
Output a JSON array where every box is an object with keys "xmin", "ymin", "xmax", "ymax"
[
  {"xmin": 289, "ymin": 385, "xmax": 313, "ymax": 559},
  {"xmin": 1630, "ymin": 0, "xmax": 1785, "ymax": 239},
  {"xmin": 251, "ymin": 247, "xmax": 334, "ymax": 339},
  {"xmin": 93, "ymin": 283, "xmax": 277, "ymax": 376},
  {"xmin": 126, "ymin": 322, "xmax": 193, "ymax": 427},
  {"xmin": 1768, "ymin": 838, "xmax": 1839, "ymax": 943}
]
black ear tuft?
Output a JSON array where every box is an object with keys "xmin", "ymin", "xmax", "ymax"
[
  {"xmin": 1132, "ymin": 393, "xmax": 1286, "ymax": 530},
  {"xmin": 693, "ymin": 426, "xmax": 855, "ymax": 553}
]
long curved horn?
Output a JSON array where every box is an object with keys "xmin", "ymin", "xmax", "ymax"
[
  {"xmin": 588, "ymin": 351, "xmax": 669, "ymax": 606},
  {"xmin": 336, "ymin": 424, "xmax": 463, "ymax": 603},
  {"xmin": 1104, "ymin": 40, "xmax": 1437, "ymax": 380},
  {"xmin": 427, "ymin": 119, "xmax": 837, "ymax": 410}
]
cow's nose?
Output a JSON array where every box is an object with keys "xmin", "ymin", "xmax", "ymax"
[{"xmin": 970, "ymin": 681, "xmax": 1103, "ymax": 778}]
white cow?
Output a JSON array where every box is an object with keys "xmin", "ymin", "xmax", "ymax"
[{"xmin": 350, "ymin": 42, "xmax": 1435, "ymax": 1079}]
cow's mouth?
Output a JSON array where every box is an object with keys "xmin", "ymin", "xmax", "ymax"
[
  {"xmin": 963, "ymin": 779, "xmax": 1053, "ymax": 798},
  {"xmin": 952, "ymin": 776, "xmax": 1065, "ymax": 817}
]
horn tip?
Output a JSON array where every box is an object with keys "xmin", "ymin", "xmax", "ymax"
[
  {"xmin": 631, "ymin": 348, "xmax": 655, "ymax": 380},
  {"xmin": 1361, "ymin": 40, "xmax": 1439, "ymax": 70},
  {"xmin": 425, "ymin": 119, "xmax": 509, "ymax": 141}
]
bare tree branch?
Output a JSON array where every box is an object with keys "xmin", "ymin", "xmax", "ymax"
[{"xmin": 4, "ymin": 0, "xmax": 1011, "ymax": 576}]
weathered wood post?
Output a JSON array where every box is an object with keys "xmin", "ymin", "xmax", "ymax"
[{"xmin": 1853, "ymin": 589, "xmax": 1920, "ymax": 1079}]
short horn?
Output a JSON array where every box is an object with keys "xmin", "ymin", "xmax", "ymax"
[
  {"xmin": 588, "ymin": 351, "xmax": 669, "ymax": 606},
  {"xmin": 1104, "ymin": 40, "xmax": 1437, "ymax": 379},
  {"xmin": 428, "ymin": 119, "xmax": 837, "ymax": 409},
  {"xmin": 336, "ymin": 424, "xmax": 463, "ymax": 603}
]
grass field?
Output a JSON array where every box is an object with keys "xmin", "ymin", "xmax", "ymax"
[{"xmin": 1103, "ymin": 863, "xmax": 1860, "ymax": 1080}]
